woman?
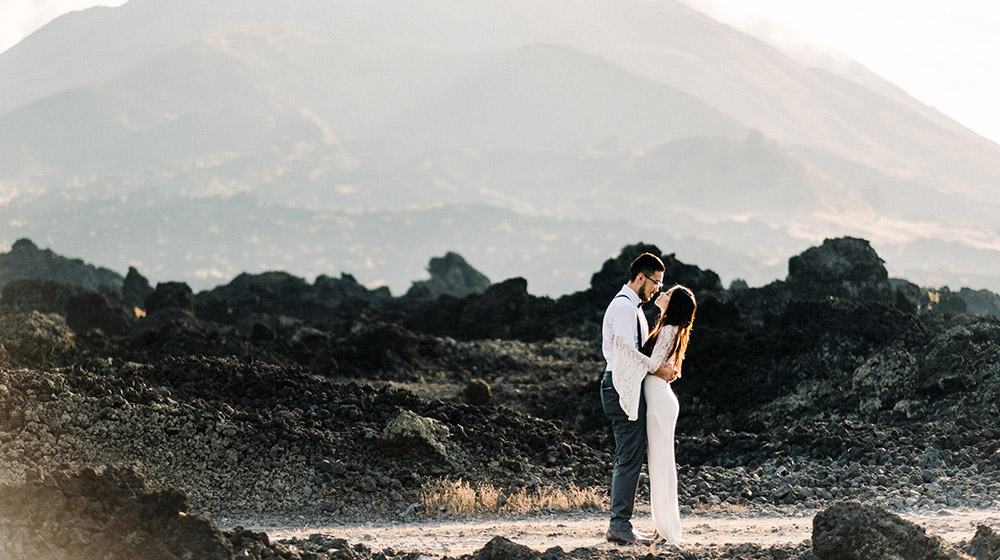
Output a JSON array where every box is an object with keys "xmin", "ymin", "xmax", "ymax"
[{"xmin": 612, "ymin": 285, "xmax": 696, "ymax": 547}]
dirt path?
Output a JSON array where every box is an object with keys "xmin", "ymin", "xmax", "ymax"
[{"xmin": 240, "ymin": 508, "xmax": 1000, "ymax": 556}]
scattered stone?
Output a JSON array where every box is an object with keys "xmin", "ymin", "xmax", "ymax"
[
  {"xmin": 813, "ymin": 501, "xmax": 970, "ymax": 560},
  {"xmin": 464, "ymin": 378, "xmax": 492, "ymax": 405}
]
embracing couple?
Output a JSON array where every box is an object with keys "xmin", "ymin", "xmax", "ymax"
[{"xmin": 600, "ymin": 252, "xmax": 697, "ymax": 548}]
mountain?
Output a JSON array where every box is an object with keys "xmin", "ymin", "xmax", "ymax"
[{"xmin": 2, "ymin": 0, "xmax": 1000, "ymax": 295}]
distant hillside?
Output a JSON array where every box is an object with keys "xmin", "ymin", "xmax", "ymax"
[{"xmin": 382, "ymin": 43, "xmax": 745, "ymax": 153}]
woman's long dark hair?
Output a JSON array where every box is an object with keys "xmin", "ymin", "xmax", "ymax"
[{"xmin": 641, "ymin": 285, "xmax": 696, "ymax": 370}]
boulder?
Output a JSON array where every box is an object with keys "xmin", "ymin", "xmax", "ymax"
[
  {"xmin": 0, "ymin": 466, "xmax": 233, "ymax": 560},
  {"xmin": 0, "ymin": 311, "xmax": 77, "ymax": 368},
  {"xmin": 380, "ymin": 410, "xmax": 452, "ymax": 464},
  {"xmin": 588, "ymin": 243, "xmax": 722, "ymax": 303},
  {"xmin": 464, "ymin": 378, "xmax": 492, "ymax": 405},
  {"xmin": 66, "ymin": 291, "xmax": 131, "ymax": 335},
  {"xmin": 0, "ymin": 278, "xmax": 84, "ymax": 314},
  {"xmin": 967, "ymin": 525, "xmax": 1000, "ymax": 560},
  {"xmin": 406, "ymin": 252, "xmax": 491, "ymax": 299},
  {"xmin": 787, "ymin": 237, "xmax": 893, "ymax": 303},
  {"xmin": 145, "ymin": 282, "xmax": 195, "ymax": 316},
  {"xmin": 812, "ymin": 501, "xmax": 970, "ymax": 560},
  {"xmin": 122, "ymin": 266, "xmax": 155, "ymax": 310},
  {"xmin": 476, "ymin": 536, "xmax": 539, "ymax": 560}
]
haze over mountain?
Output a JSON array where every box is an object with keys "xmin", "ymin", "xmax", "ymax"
[{"xmin": 2, "ymin": 0, "xmax": 999, "ymax": 295}]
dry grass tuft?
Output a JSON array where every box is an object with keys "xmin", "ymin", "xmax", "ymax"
[{"xmin": 418, "ymin": 478, "xmax": 604, "ymax": 518}]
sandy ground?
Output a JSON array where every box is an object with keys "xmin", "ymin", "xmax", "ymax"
[{"xmin": 236, "ymin": 508, "xmax": 1000, "ymax": 556}]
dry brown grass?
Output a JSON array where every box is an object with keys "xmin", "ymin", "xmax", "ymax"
[{"xmin": 418, "ymin": 477, "xmax": 604, "ymax": 518}]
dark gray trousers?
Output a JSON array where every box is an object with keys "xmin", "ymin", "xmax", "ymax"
[{"xmin": 600, "ymin": 371, "xmax": 647, "ymax": 532}]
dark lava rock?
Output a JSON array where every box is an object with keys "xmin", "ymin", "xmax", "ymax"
[
  {"xmin": 66, "ymin": 290, "xmax": 130, "ymax": 335},
  {"xmin": 812, "ymin": 501, "xmax": 968, "ymax": 560},
  {"xmin": 194, "ymin": 270, "xmax": 390, "ymax": 330},
  {"xmin": 145, "ymin": 281, "xmax": 195, "ymax": 316},
  {"xmin": 968, "ymin": 525, "xmax": 1000, "ymax": 560},
  {"xmin": 464, "ymin": 378, "xmax": 492, "ymax": 405},
  {"xmin": 379, "ymin": 409, "xmax": 455, "ymax": 467},
  {"xmin": 0, "ymin": 238, "xmax": 123, "ymax": 293},
  {"xmin": 474, "ymin": 536, "xmax": 539, "ymax": 560},
  {"xmin": 123, "ymin": 266, "xmax": 155, "ymax": 310},
  {"xmin": 956, "ymin": 288, "xmax": 1000, "ymax": 317},
  {"xmin": 0, "ymin": 465, "xmax": 233, "ymax": 560},
  {"xmin": 0, "ymin": 277, "xmax": 88, "ymax": 315},
  {"xmin": 587, "ymin": 243, "xmax": 723, "ymax": 301},
  {"xmin": 404, "ymin": 277, "xmax": 558, "ymax": 341},
  {"xmin": 787, "ymin": 237, "xmax": 893, "ymax": 303},
  {"xmin": 406, "ymin": 251, "xmax": 491, "ymax": 299},
  {"xmin": 0, "ymin": 310, "xmax": 78, "ymax": 367}
]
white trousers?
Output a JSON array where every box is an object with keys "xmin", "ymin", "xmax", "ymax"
[{"xmin": 644, "ymin": 375, "xmax": 681, "ymax": 544}]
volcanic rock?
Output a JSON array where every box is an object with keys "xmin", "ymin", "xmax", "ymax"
[
  {"xmin": 464, "ymin": 378, "xmax": 492, "ymax": 405},
  {"xmin": 968, "ymin": 525, "xmax": 1000, "ymax": 560},
  {"xmin": 65, "ymin": 291, "xmax": 130, "ymax": 335},
  {"xmin": 194, "ymin": 270, "xmax": 390, "ymax": 333},
  {"xmin": 812, "ymin": 501, "xmax": 970, "ymax": 560},
  {"xmin": 786, "ymin": 237, "xmax": 893, "ymax": 303},
  {"xmin": 404, "ymin": 277, "xmax": 558, "ymax": 341},
  {"xmin": 406, "ymin": 251, "xmax": 491, "ymax": 299},
  {"xmin": 0, "ymin": 310, "xmax": 77, "ymax": 367},
  {"xmin": 380, "ymin": 410, "xmax": 454, "ymax": 465},
  {"xmin": 475, "ymin": 536, "xmax": 539, "ymax": 560},
  {"xmin": 123, "ymin": 266, "xmax": 155, "ymax": 310},
  {"xmin": 0, "ymin": 277, "xmax": 89, "ymax": 315},
  {"xmin": 0, "ymin": 465, "xmax": 233, "ymax": 560},
  {"xmin": 145, "ymin": 281, "xmax": 195, "ymax": 316},
  {"xmin": 956, "ymin": 288, "xmax": 1000, "ymax": 317},
  {"xmin": 0, "ymin": 238, "xmax": 123, "ymax": 293}
]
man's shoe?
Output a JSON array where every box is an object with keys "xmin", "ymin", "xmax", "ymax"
[{"xmin": 606, "ymin": 529, "xmax": 652, "ymax": 546}]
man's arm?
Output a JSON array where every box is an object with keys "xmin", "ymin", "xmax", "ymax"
[{"xmin": 607, "ymin": 300, "xmax": 639, "ymax": 348}]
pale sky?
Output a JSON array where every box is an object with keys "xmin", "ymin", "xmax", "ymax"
[{"xmin": 2, "ymin": 0, "xmax": 1000, "ymax": 145}]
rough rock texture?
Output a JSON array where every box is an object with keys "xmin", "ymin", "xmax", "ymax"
[
  {"xmin": 406, "ymin": 251, "xmax": 492, "ymax": 299},
  {"xmin": 380, "ymin": 409, "xmax": 456, "ymax": 466},
  {"xmin": 968, "ymin": 525, "xmax": 1000, "ymax": 560},
  {"xmin": 0, "ymin": 238, "xmax": 123, "ymax": 292},
  {"xmin": 0, "ymin": 466, "xmax": 233, "ymax": 560},
  {"xmin": 65, "ymin": 290, "xmax": 131, "ymax": 335},
  {"xmin": 145, "ymin": 281, "xmax": 195, "ymax": 316},
  {"xmin": 1, "ymin": 237, "xmax": 1000, "ymax": 559},
  {"xmin": 787, "ymin": 237, "xmax": 893, "ymax": 303},
  {"xmin": 403, "ymin": 277, "xmax": 559, "ymax": 341},
  {"xmin": 813, "ymin": 501, "xmax": 970, "ymax": 560},
  {"xmin": 464, "ymin": 378, "xmax": 492, "ymax": 405},
  {"xmin": 123, "ymin": 266, "xmax": 155, "ymax": 310},
  {"xmin": 0, "ymin": 310, "xmax": 77, "ymax": 368},
  {"xmin": 474, "ymin": 536, "xmax": 539, "ymax": 560}
]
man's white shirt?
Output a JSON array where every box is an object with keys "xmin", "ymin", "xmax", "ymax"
[{"xmin": 602, "ymin": 284, "xmax": 649, "ymax": 371}]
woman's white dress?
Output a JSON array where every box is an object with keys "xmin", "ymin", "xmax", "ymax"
[{"xmin": 612, "ymin": 328, "xmax": 682, "ymax": 545}]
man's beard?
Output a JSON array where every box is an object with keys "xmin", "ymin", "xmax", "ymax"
[{"xmin": 639, "ymin": 285, "xmax": 653, "ymax": 302}]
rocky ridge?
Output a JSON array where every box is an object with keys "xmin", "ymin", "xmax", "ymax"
[{"xmin": 1, "ymin": 236, "xmax": 999, "ymax": 559}]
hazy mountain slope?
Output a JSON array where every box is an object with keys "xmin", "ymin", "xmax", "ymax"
[
  {"xmin": 0, "ymin": 0, "xmax": 243, "ymax": 116},
  {"xmin": 4, "ymin": 0, "xmax": 998, "ymax": 203},
  {"xmin": 0, "ymin": 89, "xmax": 131, "ymax": 176},
  {"xmin": 2, "ymin": 0, "xmax": 1000, "ymax": 294},
  {"xmin": 380, "ymin": 43, "xmax": 745, "ymax": 153}
]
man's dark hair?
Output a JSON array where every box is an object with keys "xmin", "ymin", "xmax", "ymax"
[{"xmin": 629, "ymin": 252, "xmax": 665, "ymax": 282}]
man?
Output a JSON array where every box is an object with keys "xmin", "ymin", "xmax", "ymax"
[{"xmin": 600, "ymin": 252, "xmax": 668, "ymax": 545}]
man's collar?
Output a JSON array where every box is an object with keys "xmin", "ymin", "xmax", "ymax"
[{"xmin": 620, "ymin": 284, "xmax": 642, "ymax": 307}]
